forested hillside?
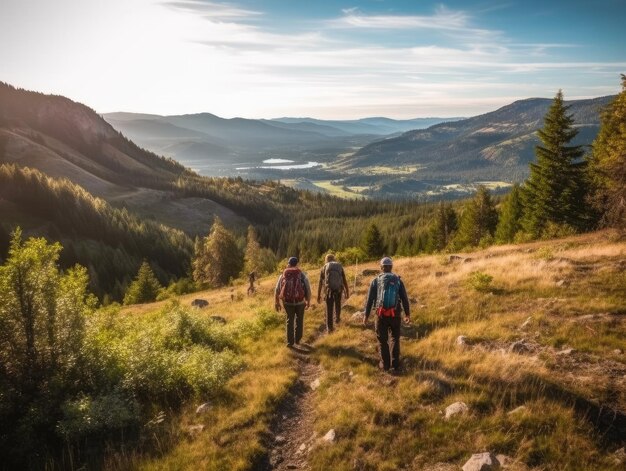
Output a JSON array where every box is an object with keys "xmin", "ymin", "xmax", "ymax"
[{"xmin": 0, "ymin": 165, "xmax": 192, "ymax": 300}]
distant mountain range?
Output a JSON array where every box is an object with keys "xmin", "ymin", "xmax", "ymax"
[
  {"xmin": 345, "ymin": 95, "xmax": 613, "ymax": 183},
  {"xmin": 102, "ymin": 112, "xmax": 459, "ymax": 173}
]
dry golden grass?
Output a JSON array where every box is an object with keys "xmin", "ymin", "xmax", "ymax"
[{"xmin": 110, "ymin": 231, "xmax": 625, "ymax": 470}]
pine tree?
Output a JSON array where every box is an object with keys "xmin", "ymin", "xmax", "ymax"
[
  {"xmin": 522, "ymin": 90, "xmax": 587, "ymax": 237},
  {"xmin": 426, "ymin": 202, "xmax": 457, "ymax": 252},
  {"xmin": 361, "ymin": 223, "xmax": 385, "ymax": 259},
  {"xmin": 453, "ymin": 186, "xmax": 498, "ymax": 248},
  {"xmin": 244, "ymin": 225, "xmax": 261, "ymax": 276},
  {"xmin": 588, "ymin": 75, "xmax": 626, "ymax": 229},
  {"xmin": 192, "ymin": 217, "xmax": 243, "ymax": 287},
  {"xmin": 495, "ymin": 184, "xmax": 524, "ymax": 243},
  {"xmin": 123, "ymin": 261, "xmax": 162, "ymax": 305}
]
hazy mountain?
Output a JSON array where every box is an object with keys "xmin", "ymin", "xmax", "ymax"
[
  {"xmin": 347, "ymin": 95, "xmax": 614, "ymax": 181},
  {"xmin": 271, "ymin": 116, "xmax": 460, "ymax": 135}
]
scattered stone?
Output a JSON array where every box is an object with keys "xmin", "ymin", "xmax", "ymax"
[
  {"xmin": 449, "ymin": 255, "xmax": 464, "ymax": 262},
  {"xmin": 456, "ymin": 335, "xmax": 469, "ymax": 347},
  {"xmin": 310, "ymin": 378, "xmax": 321, "ymax": 391},
  {"xmin": 323, "ymin": 429, "xmax": 336, "ymax": 443},
  {"xmin": 187, "ymin": 424, "xmax": 205, "ymax": 435},
  {"xmin": 287, "ymin": 464, "xmax": 298, "ymax": 469},
  {"xmin": 362, "ymin": 268, "xmax": 379, "ymax": 276},
  {"xmin": 209, "ymin": 315, "xmax": 227, "ymax": 324},
  {"xmin": 463, "ymin": 257, "xmax": 474, "ymax": 263},
  {"xmin": 445, "ymin": 401, "xmax": 469, "ymax": 419},
  {"xmin": 613, "ymin": 349, "xmax": 623, "ymax": 355},
  {"xmin": 435, "ymin": 271, "xmax": 447, "ymax": 277},
  {"xmin": 507, "ymin": 405, "xmax": 527, "ymax": 415},
  {"xmin": 509, "ymin": 340, "xmax": 531, "ymax": 354},
  {"xmin": 520, "ymin": 316, "xmax": 533, "ymax": 329},
  {"xmin": 462, "ymin": 452, "xmax": 501, "ymax": 471},
  {"xmin": 195, "ymin": 402, "xmax": 210, "ymax": 414},
  {"xmin": 555, "ymin": 279, "xmax": 567, "ymax": 287},
  {"xmin": 191, "ymin": 298, "xmax": 208, "ymax": 308},
  {"xmin": 269, "ymin": 453, "xmax": 283, "ymax": 467},
  {"xmin": 274, "ymin": 435, "xmax": 286, "ymax": 444},
  {"xmin": 298, "ymin": 443, "xmax": 307, "ymax": 453},
  {"xmin": 556, "ymin": 348, "xmax": 575, "ymax": 356},
  {"xmin": 419, "ymin": 303, "xmax": 427, "ymax": 309}
]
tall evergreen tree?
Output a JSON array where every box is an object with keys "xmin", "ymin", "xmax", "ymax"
[
  {"xmin": 193, "ymin": 217, "xmax": 243, "ymax": 287},
  {"xmin": 522, "ymin": 90, "xmax": 587, "ymax": 237},
  {"xmin": 453, "ymin": 186, "xmax": 498, "ymax": 248},
  {"xmin": 123, "ymin": 261, "xmax": 162, "ymax": 305},
  {"xmin": 495, "ymin": 184, "xmax": 524, "ymax": 243},
  {"xmin": 362, "ymin": 223, "xmax": 385, "ymax": 259},
  {"xmin": 426, "ymin": 202, "xmax": 457, "ymax": 252},
  {"xmin": 244, "ymin": 225, "xmax": 261, "ymax": 276},
  {"xmin": 588, "ymin": 75, "xmax": 626, "ymax": 229}
]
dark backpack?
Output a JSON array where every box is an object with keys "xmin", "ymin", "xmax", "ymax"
[
  {"xmin": 376, "ymin": 273, "xmax": 400, "ymax": 317},
  {"xmin": 280, "ymin": 267, "xmax": 305, "ymax": 303},
  {"xmin": 324, "ymin": 261, "xmax": 344, "ymax": 292}
]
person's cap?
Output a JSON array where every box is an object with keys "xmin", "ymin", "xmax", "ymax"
[
  {"xmin": 288, "ymin": 256, "xmax": 298, "ymax": 266},
  {"xmin": 380, "ymin": 256, "xmax": 393, "ymax": 266}
]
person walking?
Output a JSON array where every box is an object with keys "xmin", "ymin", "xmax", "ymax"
[
  {"xmin": 247, "ymin": 270, "xmax": 256, "ymax": 295},
  {"xmin": 363, "ymin": 257, "xmax": 411, "ymax": 372},
  {"xmin": 317, "ymin": 253, "xmax": 350, "ymax": 333},
  {"xmin": 275, "ymin": 257, "xmax": 311, "ymax": 347}
]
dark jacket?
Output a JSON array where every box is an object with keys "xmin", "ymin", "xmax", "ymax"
[{"xmin": 363, "ymin": 273, "xmax": 410, "ymax": 321}]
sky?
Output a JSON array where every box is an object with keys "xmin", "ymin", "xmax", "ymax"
[{"xmin": 1, "ymin": 0, "xmax": 624, "ymax": 119}]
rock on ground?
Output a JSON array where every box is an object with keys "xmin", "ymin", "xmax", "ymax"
[
  {"xmin": 195, "ymin": 402, "xmax": 210, "ymax": 414},
  {"xmin": 445, "ymin": 401, "xmax": 469, "ymax": 419},
  {"xmin": 462, "ymin": 452, "xmax": 501, "ymax": 471},
  {"xmin": 322, "ymin": 429, "xmax": 336, "ymax": 443}
]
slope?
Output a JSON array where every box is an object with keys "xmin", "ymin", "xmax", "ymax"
[
  {"xmin": 347, "ymin": 96, "xmax": 613, "ymax": 181},
  {"xmin": 104, "ymin": 230, "xmax": 626, "ymax": 471}
]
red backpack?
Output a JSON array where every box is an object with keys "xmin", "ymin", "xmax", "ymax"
[{"xmin": 280, "ymin": 267, "xmax": 305, "ymax": 303}]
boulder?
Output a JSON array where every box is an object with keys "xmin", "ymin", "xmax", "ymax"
[
  {"xmin": 463, "ymin": 257, "xmax": 474, "ymax": 263},
  {"xmin": 456, "ymin": 335, "xmax": 469, "ymax": 347},
  {"xmin": 310, "ymin": 378, "xmax": 321, "ymax": 391},
  {"xmin": 449, "ymin": 255, "xmax": 464, "ymax": 262},
  {"xmin": 209, "ymin": 315, "xmax": 227, "ymax": 324},
  {"xmin": 191, "ymin": 299, "xmax": 209, "ymax": 308},
  {"xmin": 507, "ymin": 405, "xmax": 527, "ymax": 415},
  {"xmin": 462, "ymin": 452, "xmax": 501, "ymax": 471},
  {"xmin": 555, "ymin": 279, "xmax": 567, "ymax": 287},
  {"xmin": 362, "ymin": 268, "xmax": 379, "ymax": 276},
  {"xmin": 322, "ymin": 429, "xmax": 336, "ymax": 443},
  {"xmin": 445, "ymin": 401, "xmax": 469, "ymax": 419}
]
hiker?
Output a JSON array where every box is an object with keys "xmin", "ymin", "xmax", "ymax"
[
  {"xmin": 274, "ymin": 257, "xmax": 311, "ymax": 347},
  {"xmin": 317, "ymin": 253, "xmax": 350, "ymax": 333},
  {"xmin": 247, "ymin": 270, "xmax": 256, "ymax": 295},
  {"xmin": 363, "ymin": 257, "xmax": 411, "ymax": 372}
]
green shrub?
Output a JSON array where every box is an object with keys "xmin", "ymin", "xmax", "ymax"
[{"xmin": 467, "ymin": 271, "xmax": 493, "ymax": 292}]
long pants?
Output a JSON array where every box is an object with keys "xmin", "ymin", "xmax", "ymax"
[
  {"xmin": 375, "ymin": 315, "xmax": 402, "ymax": 370},
  {"xmin": 284, "ymin": 303, "xmax": 305, "ymax": 345},
  {"xmin": 325, "ymin": 290, "xmax": 342, "ymax": 332}
]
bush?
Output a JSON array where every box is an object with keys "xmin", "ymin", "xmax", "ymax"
[{"xmin": 467, "ymin": 271, "xmax": 494, "ymax": 292}]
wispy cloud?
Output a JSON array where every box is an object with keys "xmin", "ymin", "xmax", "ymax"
[{"xmin": 162, "ymin": 0, "xmax": 261, "ymax": 21}]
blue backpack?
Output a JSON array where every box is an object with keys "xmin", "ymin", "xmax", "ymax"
[{"xmin": 376, "ymin": 273, "xmax": 400, "ymax": 317}]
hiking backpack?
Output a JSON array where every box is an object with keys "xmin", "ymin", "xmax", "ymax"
[
  {"xmin": 279, "ymin": 267, "xmax": 305, "ymax": 303},
  {"xmin": 376, "ymin": 272, "xmax": 400, "ymax": 317},
  {"xmin": 324, "ymin": 261, "xmax": 344, "ymax": 292}
]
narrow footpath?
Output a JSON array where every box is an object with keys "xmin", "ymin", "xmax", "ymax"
[{"xmin": 266, "ymin": 326, "xmax": 325, "ymax": 471}]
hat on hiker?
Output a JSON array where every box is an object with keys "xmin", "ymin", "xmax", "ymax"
[
  {"xmin": 380, "ymin": 256, "xmax": 393, "ymax": 266},
  {"xmin": 288, "ymin": 256, "xmax": 298, "ymax": 266}
]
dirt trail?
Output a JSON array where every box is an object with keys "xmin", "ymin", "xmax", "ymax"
[{"xmin": 265, "ymin": 327, "xmax": 325, "ymax": 471}]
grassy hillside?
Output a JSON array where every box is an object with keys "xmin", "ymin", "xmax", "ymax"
[{"xmin": 104, "ymin": 230, "xmax": 625, "ymax": 471}]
